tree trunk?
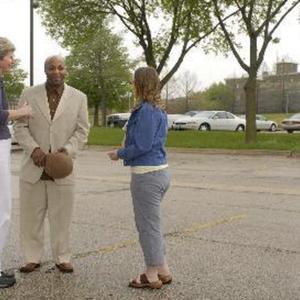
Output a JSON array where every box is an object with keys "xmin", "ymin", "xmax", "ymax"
[
  {"xmin": 244, "ymin": 35, "xmax": 258, "ymax": 144},
  {"xmin": 100, "ymin": 89, "xmax": 107, "ymax": 127},
  {"xmin": 99, "ymin": 78, "xmax": 107, "ymax": 127},
  {"xmin": 93, "ymin": 102, "xmax": 100, "ymax": 127},
  {"xmin": 185, "ymin": 96, "xmax": 189, "ymax": 112},
  {"xmin": 244, "ymin": 75, "xmax": 257, "ymax": 143},
  {"xmin": 96, "ymin": 51, "xmax": 107, "ymax": 127}
]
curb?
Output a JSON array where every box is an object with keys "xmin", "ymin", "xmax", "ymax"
[{"xmin": 167, "ymin": 147, "xmax": 290, "ymax": 157}]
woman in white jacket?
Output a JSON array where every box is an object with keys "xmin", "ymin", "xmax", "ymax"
[{"xmin": 0, "ymin": 37, "xmax": 31, "ymax": 288}]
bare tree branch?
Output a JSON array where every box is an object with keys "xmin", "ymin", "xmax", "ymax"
[
  {"xmin": 268, "ymin": 0, "xmax": 300, "ymax": 36},
  {"xmin": 256, "ymin": 0, "xmax": 289, "ymax": 33},
  {"xmin": 212, "ymin": 0, "xmax": 250, "ymax": 72}
]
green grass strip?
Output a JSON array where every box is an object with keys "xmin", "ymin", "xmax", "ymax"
[{"xmin": 88, "ymin": 127, "xmax": 300, "ymax": 151}]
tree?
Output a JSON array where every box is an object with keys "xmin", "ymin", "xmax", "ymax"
[
  {"xmin": 211, "ymin": 0, "xmax": 300, "ymax": 143},
  {"xmin": 37, "ymin": 0, "xmax": 235, "ymax": 87},
  {"xmin": 3, "ymin": 59, "xmax": 27, "ymax": 103},
  {"xmin": 201, "ymin": 82, "xmax": 235, "ymax": 111},
  {"xmin": 161, "ymin": 75, "xmax": 180, "ymax": 111},
  {"xmin": 38, "ymin": 1, "xmax": 106, "ymax": 47},
  {"xmin": 179, "ymin": 71, "xmax": 199, "ymax": 112},
  {"xmin": 65, "ymin": 25, "xmax": 133, "ymax": 127}
]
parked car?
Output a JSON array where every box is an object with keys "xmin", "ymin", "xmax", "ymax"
[
  {"xmin": 184, "ymin": 110, "xmax": 201, "ymax": 117},
  {"xmin": 281, "ymin": 113, "xmax": 300, "ymax": 133},
  {"xmin": 173, "ymin": 110, "xmax": 246, "ymax": 131},
  {"xmin": 172, "ymin": 111, "xmax": 201, "ymax": 129},
  {"xmin": 167, "ymin": 114, "xmax": 185, "ymax": 129},
  {"xmin": 8, "ymin": 122, "xmax": 18, "ymax": 144},
  {"xmin": 106, "ymin": 113, "xmax": 131, "ymax": 128},
  {"xmin": 239, "ymin": 114, "xmax": 277, "ymax": 132}
]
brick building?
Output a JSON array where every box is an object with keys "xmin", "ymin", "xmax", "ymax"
[{"xmin": 226, "ymin": 61, "xmax": 300, "ymax": 114}]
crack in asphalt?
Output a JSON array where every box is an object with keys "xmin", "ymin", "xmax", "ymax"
[{"xmin": 178, "ymin": 235, "xmax": 300, "ymax": 255}]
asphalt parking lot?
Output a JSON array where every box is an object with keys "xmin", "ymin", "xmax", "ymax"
[{"xmin": 0, "ymin": 147, "xmax": 300, "ymax": 300}]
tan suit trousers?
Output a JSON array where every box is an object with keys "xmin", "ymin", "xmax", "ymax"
[{"xmin": 20, "ymin": 179, "xmax": 74, "ymax": 264}]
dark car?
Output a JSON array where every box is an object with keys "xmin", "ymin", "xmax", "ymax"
[{"xmin": 106, "ymin": 113, "xmax": 131, "ymax": 128}]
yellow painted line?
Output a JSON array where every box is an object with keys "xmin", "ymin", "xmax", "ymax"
[
  {"xmin": 74, "ymin": 214, "xmax": 246, "ymax": 259},
  {"xmin": 78, "ymin": 174, "xmax": 300, "ymax": 196},
  {"xmin": 75, "ymin": 240, "xmax": 136, "ymax": 259},
  {"xmin": 167, "ymin": 214, "xmax": 246, "ymax": 237}
]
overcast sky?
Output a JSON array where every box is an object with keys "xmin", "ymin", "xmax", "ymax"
[{"xmin": 1, "ymin": 0, "xmax": 300, "ymax": 89}]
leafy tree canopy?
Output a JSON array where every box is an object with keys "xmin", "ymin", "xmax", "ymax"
[
  {"xmin": 38, "ymin": 0, "xmax": 224, "ymax": 87},
  {"xmin": 201, "ymin": 82, "xmax": 234, "ymax": 111},
  {"xmin": 65, "ymin": 24, "xmax": 133, "ymax": 126}
]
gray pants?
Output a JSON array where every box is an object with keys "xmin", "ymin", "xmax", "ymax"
[{"xmin": 130, "ymin": 168, "xmax": 170, "ymax": 267}]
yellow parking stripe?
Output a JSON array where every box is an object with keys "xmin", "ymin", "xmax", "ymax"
[
  {"xmin": 166, "ymin": 214, "xmax": 246, "ymax": 237},
  {"xmin": 74, "ymin": 214, "xmax": 246, "ymax": 259}
]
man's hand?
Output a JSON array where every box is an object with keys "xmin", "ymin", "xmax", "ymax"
[
  {"xmin": 31, "ymin": 147, "xmax": 46, "ymax": 167},
  {"xmin": 107, "ymin": 150, "xmax": 119, "ymax": 161}
]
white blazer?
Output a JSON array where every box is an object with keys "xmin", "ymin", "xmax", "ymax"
[{"xmin": 14, "ymin": 83, "xmax": 90, "ymax": 185}]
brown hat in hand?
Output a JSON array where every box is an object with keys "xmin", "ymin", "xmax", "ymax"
[{"xmin": 44, "ymin": 152, "xmax": 73, "ymax": 179}]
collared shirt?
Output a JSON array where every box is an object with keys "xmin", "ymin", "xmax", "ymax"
[
  {"xmin": 40, "ymin": 81, "xmax": 64, "ymax": 180},
  {"xmin": 46, "ymin": 81, "xmax": 64, "ymax": 120},
  {"xmin": 0, "ymin": 77, "xmax": 11, "ymax": 140}
]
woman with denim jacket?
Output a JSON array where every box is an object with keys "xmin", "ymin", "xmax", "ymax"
[{"xmin": 107, "ymin": 67, "xmax": 171, "ymax": 289}]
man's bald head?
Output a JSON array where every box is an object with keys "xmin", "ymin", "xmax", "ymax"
[
  {"xmin": 44, "ymin": 55, "xmax": 67, "ymax": 87},
  {"xmin": 44, "ymin": 55, "xmax": 65, "ymax": 72}
]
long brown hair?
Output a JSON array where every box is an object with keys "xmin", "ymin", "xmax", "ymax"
[{"xmin": 133, "ymin": 66, "xmax": 164, "ymax": 110}]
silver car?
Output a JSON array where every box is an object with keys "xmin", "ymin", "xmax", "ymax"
[
  {"xmin": 167, "ymin": 114, "xmax": 185, "ymax": 129},
  {"xmin": 174, "ymin": 111, "xmax": 245, "ymax": 131},
  {"xmin": 281, "ymin": 113, "xmax": 300, "ymax": 133},
  {"xmin": 240, "ymin": 114, "xmax": 277, "ymax": 132}
]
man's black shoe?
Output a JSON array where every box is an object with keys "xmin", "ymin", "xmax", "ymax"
[
  {"xmin": 0, "ymin": 272, "xmax": 16, "ymax": 288},
  {"xmin": 1, "ymin": 271, "xmax": 14, "ymax": 278}
]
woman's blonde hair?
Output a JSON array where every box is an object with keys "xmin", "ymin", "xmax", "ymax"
[
  {"xmin": 0, "ymin": 37, "xmax": 15, "ymax": 60},
  {"xmin": 133, "ymin": 66, "xmax": 164, "ymax": 109}
]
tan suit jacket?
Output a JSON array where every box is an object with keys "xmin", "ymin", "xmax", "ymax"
[{"xmin": 14, "ymin": 83, "xmax": 90, "ymax": 185}]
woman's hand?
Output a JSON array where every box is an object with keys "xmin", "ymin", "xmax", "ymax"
[
  {"xmin": 8, "ymin": 102, "xmax": 32, "ymax": 121},
  {"xmin": 107, "ymin": 150, "xmax": 119, "ymax": 161},
  {"xmin": 17, "ymin": 102, "xmax": 32, "ymax": 118}
]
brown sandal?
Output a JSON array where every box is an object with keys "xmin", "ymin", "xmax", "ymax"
[
  {"xmin": 128, "ymin": 273, "xmax": 163, "ymax": 289},
  {"xmin": 158, "ymin": 274, "xmax": 172, "ymax": 284}
]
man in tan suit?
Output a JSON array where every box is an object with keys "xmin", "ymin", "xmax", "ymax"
[{"xmin": 14, "ymin": 55, "xmax": 89, "ymax": 273}]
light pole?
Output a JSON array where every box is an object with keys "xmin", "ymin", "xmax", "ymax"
[{"xmin": 30, "ymin": 0, "xmax": 39, "ymax": 86}]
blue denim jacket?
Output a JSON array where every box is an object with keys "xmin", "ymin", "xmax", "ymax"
[{"xmin": 117, "ymin": 102, "xmax": 168, "ymax": 166}]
